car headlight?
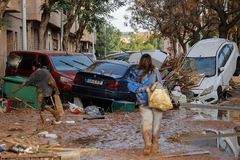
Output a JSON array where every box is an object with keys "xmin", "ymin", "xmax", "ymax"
[
  {"xmin": 59, "ymin": 76, "xmax": 73, "ymax": 83},
  {"xmin": 200, "ymin": 85, "xmax": 213, "ymax": 96}
]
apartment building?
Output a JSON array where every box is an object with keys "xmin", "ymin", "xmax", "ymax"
[{"xmin": 0, "ymin": 0, "xmax": 95, "ymax": 78}]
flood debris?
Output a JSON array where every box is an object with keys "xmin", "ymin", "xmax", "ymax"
[
  {"xmin": 162, "ymin": 150, "xmax": 211, "ymax": 158},
  {"xmin": 179, "ymin": 129, "xmax": 240, "ymax": 157},
  {"xmin": 159, "ymin": 52, "xmax": 240, "ymax": 105}
]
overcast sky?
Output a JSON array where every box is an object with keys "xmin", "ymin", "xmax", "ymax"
[{"xmin": 110, "ymin": 5, "xmax": 134, "ymax": 32}]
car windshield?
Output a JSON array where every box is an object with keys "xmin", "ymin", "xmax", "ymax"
[
  {"xmin": 50, "ymin": 55, "xmax": 93, "ymax": 72},
  {"xmin": 180, "ymin": 57, "xmax": 216, "ymax": 77},
  {"xmin": 85, "ymin": 62, "xmax": 128, "ymax": 76}
]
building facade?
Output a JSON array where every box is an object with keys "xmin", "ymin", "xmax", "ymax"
[{"xmin": 0, "ymin": 0, "xmax": 95, "ymax": 78}]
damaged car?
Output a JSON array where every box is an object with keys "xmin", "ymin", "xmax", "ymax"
[
  {"xmin": 72, "ymin": 60, "xmax": 138, "ymax": 107},
  {"xmin": 178, "ymin": 38, "xmax": 240, "ymax": 103}
]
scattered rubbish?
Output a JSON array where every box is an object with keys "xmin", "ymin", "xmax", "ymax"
[
  {"xmin": 0, "ymin": 98, "xmax": 3, "ymax": 113},
  {"xmin": 0, "ymin": 145, "xmax": 5, "ymax": 152},
  {"xmin": 52, "ymin": 121, "xmax": 62, "ymax": 125},
  {"xmin": 49, "ymin": 147, "xmax": 100, "ymax": 159},
  {"xmin": 65, "ymin": 121, "xmax": 75, "ymax": 124},
  {"xmin": 85, "ymin": 105, "xmax": 104, "ymax": 115},
  {"xmin": 8, "ymin": 144, "xmax": 26, "ymax": 153},
  {"xmin": 83, "ymin": 116, "xmax": 105, "ymax": 120},
  {"xmin": 38, "ymin": 131, "xmax": 58, "ymax": 138},
  {"xmin": 8, "ymin": 128, "xmax": 23, "ymax": 131},
  {"xmin": 38, "ymin": 131, "xmax": 49, "ymax": 135},
  {"xmin": 68, "ymin": 102, "xmax": 84, "ymax": 114},
  {"xmin": 171, "ymin": 91, "xmax": 187, "ymax": 103},
  {"xmin": 24, "ymin": 147, "xmax": 33, "ymax": 153},
  {"xmin": 53, "ymin": 94, "xmax": 65, "ymax": 117},
  {"xmin": 45, "ymin": 134, "xmax": 58, "ymax": 139}
]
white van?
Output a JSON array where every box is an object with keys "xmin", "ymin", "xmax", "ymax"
[
  {"xmin": 128, "ymin": 50, "xmax": 169, "ymax": 69},
  {"xmin": 180, "ymin": 38, "xmax": 240, "ymax": 103}
]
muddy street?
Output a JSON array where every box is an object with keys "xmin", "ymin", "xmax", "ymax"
[{"xmin": 0, "ymin": 97, "xmax": 240, "ymax": 160}]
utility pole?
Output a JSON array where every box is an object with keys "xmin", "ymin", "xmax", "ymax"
[
  {"xmin": 104, "ymin": 25, "xmax": 106, "ymax": 58},
  {"xmin": 200, "ymin": 0, "xmax": 203, "ymax": 40},
  {"xmin": 22, "ymin": 0, "xmax": 27, "ymax": 50},
  {"xmin": 92, "ymin": 29, "xmax": 95, "ymax": 54},
  {"xmin": 60, "ymin": 0, "xmax": 63, "ymax": 51}
]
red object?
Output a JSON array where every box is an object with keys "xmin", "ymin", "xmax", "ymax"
[
  {"xmin": 106, "ymin": 82, "xmax": 121, "ymax": 89},
  {"xmin": 74, "ymin": 75, "xmax": 83, "ymax": 83}
]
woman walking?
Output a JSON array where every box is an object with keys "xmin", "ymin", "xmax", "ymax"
[{"xmin": 128, "ymin": 54, "xmax": 165, "ymax": 155}]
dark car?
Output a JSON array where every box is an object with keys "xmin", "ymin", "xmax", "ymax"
[
  {"xmin": 5, "ymin": 50, "xmax": 94, "ymax": 103},
  {"xmin": 72, "ymin": 60, "xmax": 138, "ymax": 107}
]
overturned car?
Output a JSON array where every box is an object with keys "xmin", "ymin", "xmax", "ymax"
[{"xmin": 165, "ymin": 38, "xmax": 240, "ymax": 104}]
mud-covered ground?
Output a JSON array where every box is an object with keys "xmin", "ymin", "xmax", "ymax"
[{"xmin": 0, "ymin": 78, "xmax": 240, "ymax": 159}]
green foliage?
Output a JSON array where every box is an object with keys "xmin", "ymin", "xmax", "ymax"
[
  {"xmin": 121, "ymin": 31, "xmax": 145, "ymax": 52},
  {"xmin": 0, "ymin": 17, "xmax": 10, "ymax": 30},
  {"xmin": 142, "ymin": 43, "xmax": 155, "ymax": 50},
  {"xmin": 95, "ymin": 23, "xmax": 122, "ymax": 57}
]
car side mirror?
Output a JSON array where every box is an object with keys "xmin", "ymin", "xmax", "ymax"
[{"xmin": 220, "ymin": 67, "xmax": 225, "ymax": 72}]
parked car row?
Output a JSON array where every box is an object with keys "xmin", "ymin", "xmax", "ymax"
[{"xmin": 3, "ymin": 38, "xmax": 240, "ymax": 108}]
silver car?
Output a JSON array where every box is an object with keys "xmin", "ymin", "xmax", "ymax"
[{"xmin": 180, "ymin": 38, "xmax": 240, "ymax": 103}]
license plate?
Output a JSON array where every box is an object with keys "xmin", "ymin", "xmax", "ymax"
[{"xmin": 86, "ymin": 79, "xmax": 103, "ymax": 85}]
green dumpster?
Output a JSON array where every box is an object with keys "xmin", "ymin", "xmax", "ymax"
[{"xmin": 1, "ymin": 76, "xmax": 38, "ymax": 110}]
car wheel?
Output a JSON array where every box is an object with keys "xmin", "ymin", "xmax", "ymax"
[
  {"xmin": 126, "ymin": 92, "xmax": 137, "ymax": 104},
  {"xmin": 217, "ymin": 86, "xmax": 223, "ymax": 102}
]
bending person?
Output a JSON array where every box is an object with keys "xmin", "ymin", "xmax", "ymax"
[{"xmin": 11, "ymin": 61, "xmax": 60, "ymax": 124}]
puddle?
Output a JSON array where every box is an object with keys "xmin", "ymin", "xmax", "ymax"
[
  {"xmin": 175, "ymin": 107, "xmax": 240, "ymax": 125},
  {"xmin": 174, "ymin": 107, "xmax": 240, "ymax": 158}
]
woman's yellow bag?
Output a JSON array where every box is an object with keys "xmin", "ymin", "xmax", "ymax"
[{"xmin": 147, "ymin": 70, "xmax": 173, "ymax": 111}]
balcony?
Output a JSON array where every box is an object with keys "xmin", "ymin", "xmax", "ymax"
[{"xmin": 5, "ymin": 0, "xmax": 21, "ymax": 13}]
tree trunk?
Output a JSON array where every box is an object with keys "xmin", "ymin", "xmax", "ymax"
[
  {"xmin": 218, "ymin": 24, "xmax": 229, "ymax": 39},
  {"xmin": 39, "ymin": 0, "xmax": 51, "ymax": 50},
  {"xmin": 62, "ymin": 5, "xmax": 81, "ymax": 51},
  {"xmin": 75, "ymin": 29, "xmax": 83, "ymax": 52}
]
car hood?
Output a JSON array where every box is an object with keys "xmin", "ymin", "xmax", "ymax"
[{"xmin": 190, "ymin": 75, "xmax": 218, "ymax": 94}]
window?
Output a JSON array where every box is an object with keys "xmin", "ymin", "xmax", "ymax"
[
  {"xmin": 50, "ymin": 55, "xmax": 93, "ymax": 72},
  {"xmin": 218, "ymin": 44, "xmax": 233, "ymax": 69},
  {"xmin": 38, "ymin": 55, "xmax": 51, "ymax": 71},
  {"xmin": 8, "ymin": 53, "xmax": 35, "ymax": 70}
]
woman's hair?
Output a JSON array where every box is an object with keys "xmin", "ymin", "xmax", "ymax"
[
  {"xmin": 137, "ymin": 54, "xmax": 155, "ymax": 82},
  {"xmin": 31, "ymin": 61, "xmax": 42, "ymax": 69}
]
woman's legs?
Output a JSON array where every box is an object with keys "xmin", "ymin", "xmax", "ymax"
[
  {"xmin": 140, "ymin": 106, "xmax": 153, "ymax": 155},
  {"xmin": 151, "ymin": 108, "xmax": 163, "ymax": 153}
]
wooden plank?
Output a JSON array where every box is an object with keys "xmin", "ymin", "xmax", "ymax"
[
  {"xmin": 0, "ymin": 154, "xmax": 61, "ymax": 158},
  {"xmin": 49, "ymin": 147, "xmax": 100, "ymax": 152},
  {"xmin": 180, "ymin": 102, "xmax": 240, "ymax": 111},
  {"xmin": 162, "ymin": 150, "xmax": 210, "ymax": 158},
  {"xmin": 181, "ymin": 132, "xmax": 240, "ymax": 141}
]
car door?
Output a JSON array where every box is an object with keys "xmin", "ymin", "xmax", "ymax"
[{"xmin": 217, "ymin": 44, "xmax": 234, "ymax": 87}]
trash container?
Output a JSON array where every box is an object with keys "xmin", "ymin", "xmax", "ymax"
[{"xmin": 1, "ymin": 76, "xmax": 38, "ymax": 110}]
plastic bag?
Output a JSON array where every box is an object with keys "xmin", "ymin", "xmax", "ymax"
[
  {"xmin": 84, "ymin": 105, "xmax": 104, "ymax": 115},
  {"xmin": 68, "ymin": 102, "xmax": 85, "ymax": 114}
]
